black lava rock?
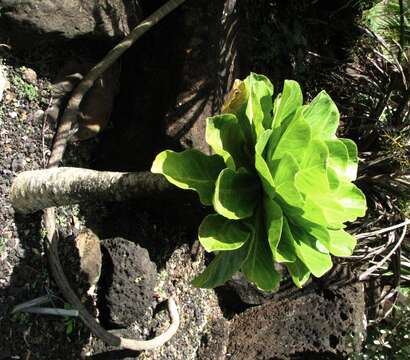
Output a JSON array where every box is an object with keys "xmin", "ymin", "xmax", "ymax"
[{"xmin": 98, "ymin": 237, "xmax": 157, "ymax": 330}]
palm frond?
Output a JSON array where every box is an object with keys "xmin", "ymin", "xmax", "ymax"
[{"xmin": 363, "ymin": 0, "xmax": 410, "ymax": 60}]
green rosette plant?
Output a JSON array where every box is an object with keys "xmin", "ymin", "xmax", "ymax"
[{"xmin": 151, "ymin": 73, "xmax": 367, "ymax": 291}]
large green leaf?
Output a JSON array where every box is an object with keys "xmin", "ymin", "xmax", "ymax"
[
  {"xmin": 273, "ymin": 153, "xmax": 305, "ymax": 211},
  {"xmin": 151, "ymin": 149, "xmax": 225, "ymax": 206},
  {"xmin": 300, "ymin": 197, "xmax": 328, "ymax": 227},
  {"xmin": 285, "ymin": 258, "xmax": 311, "ymax": 288},
  {"xmin": 255, "ymin": 154, "xmax": 276, "ymax": 199},
  {"xmin": 291, "ymin": 225, "xmax": 333, "ymax": 277},
  {"xmin": 303, "ymin": 91, "xmax": 339, "ymax": 139},
  {"xmin": 295, "ymin": 165, "xmax": 329, "ymax": 196},
  {"xmin": 273, "ymin": 152, "xmax": 300, "ymax": 185},
  {"xmin": 270, "ymin": 110, "xmax": 311, "ymax": 165},
  {"xmin": 244, "ymin": 73, "xmax": 274, "ymax": 138},
  {"xmin": 192, "ymin": 243, "xmax": 249, "ymax": 288},
  {"xmin": 331, "ymin": 181, "xmax": 367, "ymax": 221},
  {"xmin": 295, "ymin": 219, "xmax": 331, "ymax": 254},
  {"xmin": 213, "ymin": 168, "xmax": 259, "ymax": 219},
  {"xmin": 276, "ymin": 217, "xmax": 297, "ymax": 263},
  {"xmin": 206, "ymin": 114, "xmax": 248, "ymax": 170},
  {"xmin": 327, "ymin": 229, "xmax": 357, "ymax": 256},
  {"xmin": 300, "ymin": 139, "xmax": 329, "ymax": 170},
  {"xmin": 272, "ymin": 80, "xmax": 303, "ymax": 130},
  {"xmin": 340, "ymin": 138, "xmax": 358, "ymax": 181},
  {"xmin": 199, "ymin": 214, "xmax": 250, "ymax": 252},
  {"xmin": 327, "ymin": 167, "xmax": 340, "ymax": 191},
  {"xmin": 301, "ymin": 181, "xmax": 365, "ymax": 228},
  {"xmin": 255, "ymin": 130, "xmax": 276, "ymax": 198},
  {"xmin": 302, "ymin": 195, "xmax": 347, "ymax": 229},
  {"xmin": 255, "ymin": 129, "xmax": 272, "ymax": 156},
  {"xmin": 289, "ymin": 211, "xmax": 331, "ymax": 251},
  {"xmin": 268, "ymin": 81, "xmax": 304, "ymax": 156},
  {"xmin": 326, "ymin": 139, "xmax": 349, "ymax": 181},
  {"xmin": 294, "ymin": 139, "xmax": 365, "ymax": 227},
  {"xmin": 242, "ymin": 213, "xmax": 281, "ymax": 291},
  {"xmin": 297, "ymin": 185, "xmax": 365, "ymax": 230},
  {"xmin": 263, "ymin": 198, "xmax": 284, "ymax": 258},
  {"xmin": 295, "ymin": 140, "xmax": 330, "ymax": 195}
]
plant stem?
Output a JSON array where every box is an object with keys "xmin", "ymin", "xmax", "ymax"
[
  {"xmin": 355, "ymin": 218, "xmax": 410, "ymax": 239},
  {"xmin": 359, "ymin": 223, "xmax": 407, "ymax": 281}
]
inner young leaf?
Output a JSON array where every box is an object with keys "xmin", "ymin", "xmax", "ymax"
[{"xmin": 213, "ymin": 168, "xmax": 260, "ymax": 220}]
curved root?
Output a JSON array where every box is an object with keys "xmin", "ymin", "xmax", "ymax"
[
  {"xmin": 39, "ymin": 0, "xmax": 187, "ymax": 351},
  {"xmin": 119, "ymin": 298, "xmax": 180, "ymax": 351},
  {"xmin": 45, "ymin": 208, "xmax": 180, "ymax": 350}
]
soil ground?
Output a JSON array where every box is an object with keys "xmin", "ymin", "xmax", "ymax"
[
  {"xmin": 0, "ymin": 47, "xmax": 93, "ymax": 359},
  {"xmin": 0, "ymin": 43, "xmax": 221, "ymax": 359}
]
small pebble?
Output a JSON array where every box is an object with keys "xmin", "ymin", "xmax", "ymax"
[
  {"xmin": 27, "ymin": 143, "xmax": 36, "ymax": 153},
  {"xmin": 4, "ymin": 92, "xmax": 13, "ymax": 103},
  {"xmin": 9, "ymin": 111, "xmax": 17, "ymax": 119},
  {"xmin": 11, "ymin": 157, "xmax": 26, "ymax": 172},
  {"xmin": 15, "ymin": 246, "xmax": 26, "ymax": 258},
  {"xmin": 33, "ymin": 109, "xmax": 44, "ymax": 122},
  {"xmin": 21, "ymin": 67, "xmax": 37, "ymax": 84}
]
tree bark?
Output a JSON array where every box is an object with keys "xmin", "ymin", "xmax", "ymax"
[{"xmin": 10, "ymin": 167, "xmax": 175, "ymax": 214}]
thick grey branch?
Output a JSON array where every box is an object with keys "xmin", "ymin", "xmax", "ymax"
[{"xmin": 10, "ymin": 167, "xmax": 174, "ymax": 214}]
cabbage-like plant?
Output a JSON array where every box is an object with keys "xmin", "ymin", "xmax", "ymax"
[{"xmin": 151, "ymin": 73, "xmax": 367, "ymax": 291}]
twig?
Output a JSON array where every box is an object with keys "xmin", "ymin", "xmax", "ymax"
[
  {"xmin": 354, "ymin": 219, "xmax": 410, "ymax": 240},
  {"xmin": 19, "ymin": 308, "xmax": 79, "ymax": 317},
  {"xmin": 359, "ymin": 224, "xmax": 408, "ymax": 281},
  {"xmin": 41, "ymin": 98, "xmax": 52, "ymax": 168},
  {"xmin": 12, "ymin": 295, "xmax": 52, "ymax": 313},
  {"xmin": 12, "ymin": 294, "xmax": 79, "ymax": 317},
  {"xmin": 349, "ymin": 238, "xmax": 396, "ymax": 261}
]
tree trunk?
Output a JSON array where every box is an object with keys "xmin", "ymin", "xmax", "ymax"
[{"xmin": 10, "ymin": 167, "xmax": 175, "ymax": 214}]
